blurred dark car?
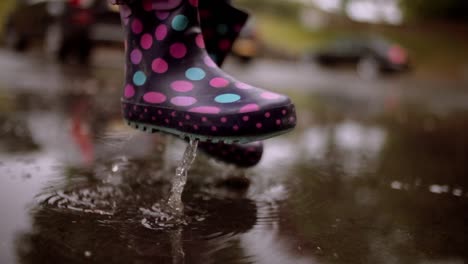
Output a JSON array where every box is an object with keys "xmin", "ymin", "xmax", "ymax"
[
  {"xmin": 3, "ymin": 0, "xmax": 122, "ymax": 64},
  {"xmin": 307, "ymin": 36, "xmax": 411, "ymax": 79}
]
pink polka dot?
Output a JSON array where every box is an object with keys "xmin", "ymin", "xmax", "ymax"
[
  {"xmin": 171, "ymin": 81, "xmax": 194, "ymax": 92},
  {"xmin": 193, "ymin": 125, "xmax": 199, "ymax": 130},
  {"xmin": 170, "ymin": 43, "xmax": 187, "ymax": 59},
  {"xmin": 156, "ymin": 11, "xmax": 170, "ymax": 20},
  {"xmin": 152, "ymin": 58, "xmax": 168, "ymax": 73},
  {"xmin": 240, "ymin": 104, "xmax": 260, "ymax": 113},
  {"xmin": 185, "ymin": 115, "xmax": 191, "ymax": 120},
  {"xmin": 242, "ymin": 116, "xmax": 249, "ymax": 121},
  {"xmin": 233, "ymin": 125, "xmax": 239, "ymax": 131},
  {"xmin": 202, "ymin": 117, "xmax": 208, "ymax": 122},
  {"xmin": 256, "ymin": 123, "xmax": 263, "ymax": 128},
  {"xmin": 265, "ymin": 112, "xmax": 271, "ymax": 118},
  {"xmin": 141, "ymin": 34, "xmax": 153, "ymax": 50},
  {"xmin": 204, "ymin": 56, "xmax": 217, "ymax": 67},
  {"xmin": 189, "ymin": 0, "xmax": 198, "ymax": 7},
  {"xmin": 170, "ymin": 96, "xmax": 197, "ymax": 107},
  {"xmin": 124, "ymin": 84, "xmax": 135, "ymax": 98},
  {"xmin": 195, "ymin": 34, "xmax": 205, "ymax": 48},
  {"xmin": 282, "ymin": 110, "xmax": 287, "ymax": 115},
  {"xmin": 130, "ymin": 49, "xmax": 142, "ymax": 64},
  {"xmin": 219, "ymin": 39, "xmax": 231, "ymax": 51},
  {"xmin": 179, "ymin": 121, "xmax": 183, "ymax": 127},
  {"xmin": 220, "ymin": 117, "xmax": 227, "ymax": 123},
  {"xmin": 211, "ymin": 126, "xmax": 217, "ymax": 132},
  {"xmin": 155, "ymin": 24, "xmax": 168, "ymax": 41},
  {"xmin": 189, "ymin": 106, "xmax": 221, "ymax": 114},
  {"xmin": 235, "ymin": 82, "xmax": 253, "ymax": 89},
  {"xmin": 143, "ymin": 92, "xmax": 167, "ymax": 104},
  {"xmin": 276, "ymin": 119, "xmax": 282, "ymax": 125},
  {"xmin": 131, "ymin": 19, "xmax": 143, "ymax": 34},
  {"xmin": 210, "ymin": 77, "xmax": 229, "ymax": 88},
  {"xmin": 261, "ymin": 92, "xmax": 281, "ymax": 100}
]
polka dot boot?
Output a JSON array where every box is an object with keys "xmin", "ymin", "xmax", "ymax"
[{"xmin": 116, "ymin": 0, "xmax": 296, "ymax": 144}]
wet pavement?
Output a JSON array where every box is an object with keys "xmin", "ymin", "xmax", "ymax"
[{"xmin": 1, "ymin": 48, "xmax": 468, "ymax": 264}]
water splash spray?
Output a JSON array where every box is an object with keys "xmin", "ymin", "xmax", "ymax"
[
  {"xmin": 170, "ymin": 227, "xmax": 185, "ymax": 264},
  {"xmin": 167, "ymin": 139, "xmax": 199, "ymax": 214}
]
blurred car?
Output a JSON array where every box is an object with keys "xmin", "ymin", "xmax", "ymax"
[
  {"xmin": 232, "ymin": 19, "xmax": 258, "ymax": 64},
  {"xmin": 3, "ymin": 0, "xmax": 122, "ymax": 64},
  {"xmin": 306, "ymin": 36, "xmax": 411, "ymax": 79}
]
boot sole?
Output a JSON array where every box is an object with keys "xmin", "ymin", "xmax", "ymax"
[
  {"xmin": 125, "ymin": 119, "xmax": 293, "ymax": 144},
  {"xmin": 122, "ymin": 101, "xmax": 296, "ymax": 144}
]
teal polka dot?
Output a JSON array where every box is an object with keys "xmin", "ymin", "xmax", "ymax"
[
  {"xmin": 172, "ymin": 15, "xmax": 189, "ymax": 31},
  {"xmin": 215, "ymin": 93, "xmax": 241, "ymax": 103},
  {"xmin": 186, "ymin": 68, "xmax": 206, "ymax": 81},
  {"xmin": 217, "ymin": 24, "xmax": 228, "ymax": 35},
  {"xmin": 133, "ymin": 71, "xmax": 146, "ymax": 86}
]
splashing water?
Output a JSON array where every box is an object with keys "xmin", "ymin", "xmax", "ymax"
[
  {"xmin": 170, "ymin": 228, "xmax": 185, "ymax": 264},
  {"xmin": 167, "ymin": 139, "xmax": 199, "ymax": 215}
]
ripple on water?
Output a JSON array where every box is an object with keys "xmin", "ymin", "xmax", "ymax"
[
  {"xmin": 135, "ymin": 194, "xmax": 258, "ymax": 238},
  {"xmin": 42, "ymin": 185, "xmax": 124, "ymax": 216},
  {"xmin": 139, "ymin": 203, "xmax": 190, "ymax": 230}
]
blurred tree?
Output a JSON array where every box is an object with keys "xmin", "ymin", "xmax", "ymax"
[{"xmin": 399, "ymin": 0, "xmax": 468, "ymax": 22}]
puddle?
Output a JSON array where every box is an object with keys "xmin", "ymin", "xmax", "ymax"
[{"xmin": 1, "ymin": 50, "xmax": 468, "ymax": 264}]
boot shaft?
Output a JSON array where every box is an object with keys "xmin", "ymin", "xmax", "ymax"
[
  {"xmin": 115, "ymin": 0, "xmax": 248, "ymax": 66},
  {"xmin": 119, "ymin": 0, "xmax": 206, "ymax": 98},
  {"xmin": 120, "ymin": 0, "xmax": 201, "ymax": 57}
]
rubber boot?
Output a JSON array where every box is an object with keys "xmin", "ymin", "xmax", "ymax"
[
  {"xmin": 114, "ymin": 0, "xmax": 296, "ymax": 145},
  {"xmin": 113, "ymin": 0, "xmax": 263, "ymax": 167}
]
